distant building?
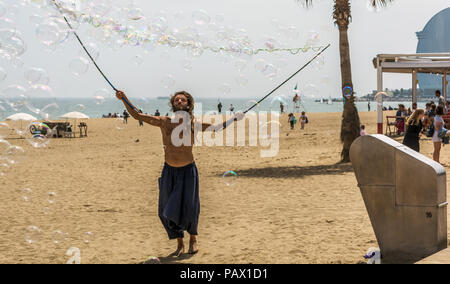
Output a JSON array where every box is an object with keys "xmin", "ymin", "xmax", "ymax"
[{"xmin": 416, "ymin": 7, "xmax": 450, "ymax": 93}]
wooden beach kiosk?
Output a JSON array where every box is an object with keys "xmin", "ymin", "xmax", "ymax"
[{"xmin": 373, "ymin": 53, "xmax": 450, "ymax": 134}]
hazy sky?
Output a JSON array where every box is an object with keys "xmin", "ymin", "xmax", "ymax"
[{"xmin": 1, "ymin": 0, "xmax": 449, "ymax": 100}]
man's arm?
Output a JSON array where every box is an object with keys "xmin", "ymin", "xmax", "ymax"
[
  {"xmin": 201, "ymin": 112, "xmax": 245, "ymax": 132},
  {"xmin": 116, "ymin": 91, "xmax": 165, "ymax": 127}
]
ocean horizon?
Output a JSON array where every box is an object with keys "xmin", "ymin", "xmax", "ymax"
[{"xmin": 0, "ymin": 97, "xmax": 431, "ymax": 120}]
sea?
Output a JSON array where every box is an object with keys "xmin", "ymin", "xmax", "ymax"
[{"xmin": 0, "ymin": 97, "xmax": 429, "ymax": 120}]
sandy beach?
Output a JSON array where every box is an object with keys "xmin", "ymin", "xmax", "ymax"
[{"xmin": 1, "ymin": 110, "xmax": 449, "ymax": 264}]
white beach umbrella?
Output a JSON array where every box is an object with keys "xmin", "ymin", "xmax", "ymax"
[
  {"xmin": 59, "ymin": 112, "xmax": 90, "ymax": 119},
  {"xmin": 5, "ymin": 113, "xmax": 38, "ymax": 136},
  {"xmin": 5, "ymin": 113, "xmax": 38, "ymax": 121},
  {"xmin": 59, "ymin": 112, "xmax": 89, "ymax": 136}
]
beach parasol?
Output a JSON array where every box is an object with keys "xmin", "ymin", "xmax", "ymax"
[
  {"xmin": 59, "ymin": 112, "xmax": 90, "ymax": 119},
  {"xmin": 59, "ymin": 112, "xmax": 89, "ymax": 136},
  {"xmin": 5, "ymin": 113, "xmax": 38, "ymax": 121},
  {"xmin": 5, "ymin": 113, "xmax": 38, "ymax": 136}
]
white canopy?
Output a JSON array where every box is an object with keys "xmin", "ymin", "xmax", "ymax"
[
  {"xmin": 5, "ymin": 113, "xmax": 38, "ymax": 121},
  {"xmin": 59, "ymin": 112, "xmax": 89, "ymax": 119}
]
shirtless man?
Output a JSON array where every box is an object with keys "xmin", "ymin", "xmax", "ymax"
[{"xmin": 116, "ymin": 90, "xmax": 244, "ymax": 256}]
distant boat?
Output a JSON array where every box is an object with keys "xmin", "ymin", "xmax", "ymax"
[
  {"xmin": 157, "ymin": 96, "xmax": 170, "ymax": 100},
  {"xmin": 328, "ymin": 96, "xmax": 333, "ymax": 105}
]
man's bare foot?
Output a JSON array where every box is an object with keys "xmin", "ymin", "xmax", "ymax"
[
  {"xmin": 169, "ymin": 238, "xmax": 185, "ymax": 257},
  {"xmin": 188, "ymin": 238, "xmax": 198, "ymax": 254}
]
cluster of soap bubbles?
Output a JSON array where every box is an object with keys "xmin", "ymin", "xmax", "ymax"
[
  {"xmin": 0, "ymin": 139, "xmax": 25, "ymax": 176},
  {"xmin": 24, "ymin": 225, "xmax": 94, "ymax": 246},
  {"xmin": 20, "ymin": 184, "xmax": 95, "ymax": 249},
  {"xmin": 31, "ymin": 1, "xmax": 328, "ymax": 94}
]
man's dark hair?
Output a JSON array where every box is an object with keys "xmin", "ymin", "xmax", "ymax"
[
  {"xmin": 436, "ymin": 105, "xmax": 444, "ymax": 115},
  {"xmin": 436, "ymin": 90, "xmax": 441, "ymax": 95},
  {"xmin": 170, "ymin": 91, "xmax": 194, "ymax": 118}
]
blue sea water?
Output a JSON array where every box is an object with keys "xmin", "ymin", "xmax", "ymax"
[{"xmin": 0, "ymin": 97, "xmax": 427, "ymax": 120}]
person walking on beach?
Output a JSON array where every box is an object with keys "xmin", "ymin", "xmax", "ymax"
[
  {"xmin": 115, "ymin": 90, "xmax": 244, "ymax": 257},
  {"xmin": 123, "ymin": 110, "xmax": 130, "ymax": 124},
  {"xmin": 217, "ymin": 102, "xmax": 222, "ymax": 114},
  {"xmin": 138, "ymin": 109, "xmax": 144, "ymax": 127},
  {"xmin": 288, "ymin": 113, "xmax": 295, "ymax": 130},
  {"xmin": 155, "ymin": 109, "xmax": 160, "ymax": 116},
  {"xmin": 299, "ymin": 111, "xmax": 308, "ymax": 130},
  {"xmin": 280, "ymin": 102, "xmax": 284, "ymax": 114},
  {"xmin": 229, "ymin": 104, "xmax": 235, "ymax": 113},
  {"xmin": 402, "ymin": 109, "xmax": 425, "ymax": 152},
  {"xmin": 432, "ymin": 106, "xmax": 445, "ymax": 163}
]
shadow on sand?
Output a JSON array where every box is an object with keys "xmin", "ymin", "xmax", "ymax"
[
  {"xmin": 138, "ymin": 253, "xmax": 196, "ymax": 264},
  {"xmin": 230, "ymin": 163, "xmax": 354, "ymax": 179}
]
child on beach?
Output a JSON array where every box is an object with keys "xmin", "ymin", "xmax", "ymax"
[
  {"xmin": 299, "ymin": 111, "xmax": 308, "ymax": 130},
  {"xmin": 288, "ymin": 113, "xmax": 296, "ymax": 130},
  {"xmin": 360, "ymin": 125, "xmax": 366, "ymax": 136}
]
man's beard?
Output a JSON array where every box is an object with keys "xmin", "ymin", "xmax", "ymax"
[{"xmin": 173, "ymin": 105, "xmax": 190, "ymax": 112}]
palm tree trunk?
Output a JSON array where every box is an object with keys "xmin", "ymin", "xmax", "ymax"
[{"xmin": 338, "ymin": 15, "xmax": 360, "ymax": 162}]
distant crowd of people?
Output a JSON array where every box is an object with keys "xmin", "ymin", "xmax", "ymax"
[{"xmin": 383, "ymin": 90, "xmax": 449, "ymax": 164}]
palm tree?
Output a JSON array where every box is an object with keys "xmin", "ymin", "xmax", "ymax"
[{"xmin": 298, "ymin": 0, "xmax": 393, "ymax": 162}]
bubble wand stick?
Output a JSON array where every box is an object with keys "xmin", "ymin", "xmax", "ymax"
[{"xmin": 51, "ymin": 0, "xmax": 137, "ymax": 112}]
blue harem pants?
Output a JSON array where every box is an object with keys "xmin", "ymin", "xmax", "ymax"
[{"xmin": 158, "ymin": 162, "xmax": 200, "ymax": 239}]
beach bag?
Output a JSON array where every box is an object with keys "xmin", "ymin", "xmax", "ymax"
[
  {"xmin": 438, "ymin": 128, "xmax": 449, "ymax": 144},
  {"xmin": 426, "ymin": 124, "xmax": 434, "ymax": 137},
  {"xmin": 293, "ymin": 117, "xmax": 297, "ymax": 124},
  {"xmin": 305, "ymin": 117, "xmax": 309, "ymax": 124}
]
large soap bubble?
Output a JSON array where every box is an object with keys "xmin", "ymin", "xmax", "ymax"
[
  {"xmin": 192, "ymin": 10, "xmax": 211, "ymax": 26},
  {"xmin": 35, "ymin": 22, "xmax": 60, "ymax": 46},
  {"xmin": 69, "ymin": 57, "xmax": 89, "ymax": 75},
  {"xmin": 1, "ymin": 84, "xmax": 28, "ymax": 112},
  {"xmin": 25, "ymin": 122, "xmax": 52, "ymax": 148},
  {"xmin": 24, "ymin": 67, "xmax": 50, "ymax": 85}
]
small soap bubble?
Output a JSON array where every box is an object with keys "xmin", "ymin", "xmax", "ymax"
[
  {"xmin": 0, "ymin": 162, "xmax": 10, "ymax": 177},
  {"xmin": 5, "ymin": 145, "xmax": 25, "ymax": 165},
  {"xmin": 192, "ymin": 10, "xmax": 211, "ymax": 25},
  {"xmin": 83, "ymin": 231, "xmax": 94, "ymax": 244},
  {"xmin": 218, "ymin": 83, "xmax": 231, "ymax": 95},
  {"xmin": 24, "ymin": 67, "xmax": 49, "ymax": 85},
  {"xmin": 161, "ymin": 75, "xmax": 175, "ymax": 89},
  {"xmin": 222, "ymin": 171, "xmax": 238, "ymax": 186},
  {"xmin": 0, "ymin": 67, "xmax": 7, "ymax": 82},
  {"xmin": 262, "ymin": 64, "xmax": 278, "ymax": 79},
  {"xmin": 260, "ymin": 121, "xmax": 281, "ymax": 139},
  {"xmin": 0, "ymin": 123, "xmax": 11, "ymax": 139},
  {"xmin": 69, "ymin": 57, "xmax": 89, "ymax": 76},
  {"xmin": 93, "ymin": 89, "xmax": 109, "ymax": 105},
  {"xmin": 72, "ymin": 104, "xmax": 86, "ymax": 112},
  {"xmin": 235, "ymin": 75, "xmax": 248, "ymax": 87},
  {"xmin": 47, "ymin": 192, "xmax": 57, "ymax": 204},
  {"xmin": 181, "ymin": 58, "xmax": 193, "ymax": 71},
  {"xmin": 52, "ymin": 230, "xmax": 64, "ymax": 244},
  {"xmin": 145, "ymin": 257, "xmax": 161, "ymax": 264},
  {"xmin": 21, "ymin": 187, "xmax": 32, "ymax": 201},
  {"xmin": 114, "ymin": 118, "xmax": 126, "ymax": 130},
  {"xmin": 25, "ymin": 226, "xmax": 41, "ymax": 244}
]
